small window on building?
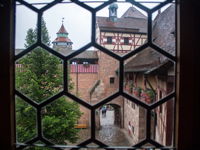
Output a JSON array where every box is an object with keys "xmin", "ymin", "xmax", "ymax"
[
  {"xmin": 124, "ymin": 37, "xmax": 129, "ymax": 45},
  {"xmin": 110, "ymin": 77, "xmax": 115, "ymax": 84},
  {"xmin": 107, "ymin": 36, "xmax": 112, "ymax": 44}
]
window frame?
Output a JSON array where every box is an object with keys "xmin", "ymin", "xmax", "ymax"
[
  {"xmin": 124, "ymin": 37, "xmax": 129, "ymax": 45},
  {"xmin": 107, "ymin": 36, "xmax": 112, "ymax": 44},
  {"xmin": 0, "ymin": 0, "xmax": 200, "ymax": 149},
  {"xmin": 0, "ymin": 0, "xmax": 16, "ymax": 149},
  {"xmin": 109, "ymin": 77, "xmax": 115, "ymax": 84}
]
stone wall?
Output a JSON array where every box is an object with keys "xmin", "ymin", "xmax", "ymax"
[
  {"xmin": 70, "ymin": 73, "xmax": 98, "ymax": 126},
  {"xmin": 124, "ymin": 98, "xmax": 146, "ymax": 145},
  {"xmin": 70, "ymin": 73, "xmax": 98, "ymax": 102},
  {"xmin": 96, "ymin": 50, "xmax": 119, "ymax": 98},
  {"xmin": 138, "ymin": 107, "xmax": 146, "ymax": 140},
  {"xmin": 124, "ymin": 98, "xmax": 140, "ymax": 145}
]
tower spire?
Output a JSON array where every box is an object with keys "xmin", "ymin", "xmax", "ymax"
[
  {"xmin": 52, "ymin": 19, "xmax": 73, "ymax": 50},
  {"xmin": 62, "ymin": 17, "xmax": 64, "ymax": 24}
]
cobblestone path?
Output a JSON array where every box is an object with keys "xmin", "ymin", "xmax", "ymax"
[
  {"xmin": 65, "ymin": 110, "xmax": 131, "ymax": 149},
  {"xmin": 96, "ymin": 110, "xmax": 131, "ymax": 146}
]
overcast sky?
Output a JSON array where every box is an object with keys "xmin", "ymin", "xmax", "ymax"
[{"xmin": 15, "ymin": 0, "xmax": 169, "ymax": 50}]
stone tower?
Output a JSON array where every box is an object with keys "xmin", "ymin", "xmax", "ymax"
[{"xmin": 52, "ymin": 22, "xmax": 73, "ymax": 53}]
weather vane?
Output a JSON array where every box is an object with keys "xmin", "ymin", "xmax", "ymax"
[{"xmin": 62, "ymin": 17, "xmax": 64, "ymax": 24}]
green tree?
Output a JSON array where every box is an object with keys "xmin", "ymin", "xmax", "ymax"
[{"xmin": 16, "ymin": 18, "xmax": 82, "ymax": 146}]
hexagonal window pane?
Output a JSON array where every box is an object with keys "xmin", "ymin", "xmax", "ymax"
[
  {"xmin": 68, "ymin": 47, "xmax": 119, "ymax": 105},
  {"xmin": 135, "ymin": 149, "xmax": 165, "ymax": 150},
  {"xmin": 79, "ymin": 0, "xmax": 106, "ymax": 8},
  {"xmin": 23, "ymin": 0, "xmax": 55, "ymax": 9},
  {"xmin": 24, "ymin": 147, "xmax": 54, "ymax": 150},
  {"xmin": 135, "ymin": 0, "xmax": 167, "ymax": 9},
  {"xmin": 140, "ymin": 143, "xmax": 158, "ymax": 149},
  {"xmin": 23, "ymin": 141, "xmax": 55, "ymax": 150},
  {"xmin": 80, "ymin": 143, "xmax": 104, "ymax": 150},
  {"xmin": 95, "ymin": 96, "xmax": 146, "ymax": 146},
  {"xmin": 15, "ymin": 3, "xmax": 37, "ymax": 54},
  {"xmin": 151, "ymin": 99, "xmax": 175, "ymax": 146},
  {"xmin": 96, "ymin": 1, "xmax": 147, "ymax": 56},
  {"xmin": 124, "ymin": 47, "xmax": 175, "ymax": 105},
  {"xmin": 42, "ymin": 96, "xmax": 91, "ymax": 145},
  {"xmin": 152, "ymin": 3, "xmax": 175, "ymax": 56},
  {"xmin": 15, "ymin": 47, "xmax": 63, "ymax": 103},
  {"xmin": 15, "ymin": 96, "xmax": 37, "ymax": 143},
  {"xmin": 43, "ymin": 1, "xmax": 91, "ymax": 54}
]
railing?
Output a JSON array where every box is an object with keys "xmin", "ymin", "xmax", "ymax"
[
  {"xmin": 70, "ymin": 64, "xmax": 98, "ymax": 73},
  {"xmin": 16, "ymin": 64, "xmax": 99, "ymax": 73}
]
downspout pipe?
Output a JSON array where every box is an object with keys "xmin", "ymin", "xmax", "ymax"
[{"xmin": 144, "ymin": 74, "xmax": 157, "ymax": 101}]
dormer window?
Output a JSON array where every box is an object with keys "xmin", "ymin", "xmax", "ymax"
[{"xmin": 171, "ymin": 31, "xmax": 175, "ymax": 37}]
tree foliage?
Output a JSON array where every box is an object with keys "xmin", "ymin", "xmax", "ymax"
[{"xmin": 16, "ymin": 18, "xmax": 82, "ymax": 145}]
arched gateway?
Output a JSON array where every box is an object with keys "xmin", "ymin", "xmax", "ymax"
[{"xmin": 95, "ymin": 100, "xmax": 124, "ymax": 130}]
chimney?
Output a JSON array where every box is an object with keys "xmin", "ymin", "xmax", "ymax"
[
  {"xmin": 109, "ymin": 3, "xmax": 118, "ymax": 22},
  {"xmin": 158, "ymin": 9, "xmax": 161, "ymax": 15}
]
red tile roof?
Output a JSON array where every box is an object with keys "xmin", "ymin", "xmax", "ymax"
[
  {"xmin": 97, "ymin": 16, "xmax": 147, "ymax": 33},
  {"xmin": 96, "ymin": 6, "xmax": 147, "ymax": 33},
  {"xmin": 57, "ymin": 24, "xmax": 68, "ymax": 34}
]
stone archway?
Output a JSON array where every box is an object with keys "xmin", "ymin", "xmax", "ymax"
[
  {"xmin": 108, "ymin": 104, "xmax": 121, "ymax": 127},
  {"xmin": 98, "ymin": 103, "xmax": 122, "ymax": 128}
]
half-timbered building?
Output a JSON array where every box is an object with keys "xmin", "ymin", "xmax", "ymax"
[{"xmin": 96, "ymin": 4, "xmax": 147, "ymax": 54}]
